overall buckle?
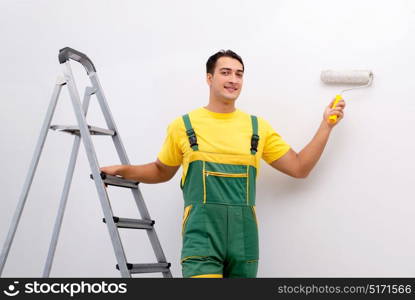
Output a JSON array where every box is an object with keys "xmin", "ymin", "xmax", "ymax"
[
  {"xmin": 250, "ymin": 134, "xmax": 259, "ymax": 153},
  {"xmin": 186, "ymin": 129, "xmax": 198, "ymax": 148}
]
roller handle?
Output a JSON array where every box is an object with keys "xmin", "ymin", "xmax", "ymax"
[
  {"xmin": 58, "ymin": 47, "xmax": 96, "ymax": 74},
  {"xmin": 328, "ymin": 94, "xmax": 342, "ymax": 124}
]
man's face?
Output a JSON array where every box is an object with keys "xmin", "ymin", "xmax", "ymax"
[{"xmin": 207, "ymin": 56, "xmax": 244, "ymax": 102}]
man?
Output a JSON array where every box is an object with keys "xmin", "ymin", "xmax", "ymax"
[{"xmin": 100, "ymin": 50, "xmax": 345, "ymax": 278}]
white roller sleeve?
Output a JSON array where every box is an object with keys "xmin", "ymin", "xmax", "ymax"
[{"xmin": 320, "ymin": 70, "xmax": 373, "ymax": 84}]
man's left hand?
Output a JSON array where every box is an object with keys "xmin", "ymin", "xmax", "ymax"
[{"xmin": 323, "ymin": 98, "xmax": 346, "ymax": 127}]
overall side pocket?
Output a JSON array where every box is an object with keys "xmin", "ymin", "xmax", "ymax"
[
  {"xmin": 251, "ymin": 205, "xmax": 258, "ymax": 228},
  {"xmin": 182, "ymin": 204, "xmax": 193, "ymax": 236}
]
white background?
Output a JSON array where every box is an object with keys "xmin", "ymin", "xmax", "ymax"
[{"xmin": 1, "ymin": 0, "xmax": 415, "ymax": 277}]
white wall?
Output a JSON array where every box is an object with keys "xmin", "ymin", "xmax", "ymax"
[{"xmin": 1, "ymin": 0, "xmax": 415, "ymax": 277}]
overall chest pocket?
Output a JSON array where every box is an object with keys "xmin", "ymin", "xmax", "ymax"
[{"xmin": 203, "ymin": 161, "xmax": 249, "ymax": 205}]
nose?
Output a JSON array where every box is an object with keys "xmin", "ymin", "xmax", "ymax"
[{"xmin": 229, "ymin": 73, "xmax": 241, "ymax": 84}]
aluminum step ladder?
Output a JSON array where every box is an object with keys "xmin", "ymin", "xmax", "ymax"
[{"xmin": 0, "ymin": 47, "xmax": 172, "ymax": 278}]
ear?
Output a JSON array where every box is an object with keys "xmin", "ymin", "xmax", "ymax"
[{"xmin": 206, "ymin": 73, "xmax": 212, "ymax": 86}]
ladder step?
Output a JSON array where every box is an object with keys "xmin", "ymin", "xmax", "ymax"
[
  {"xmin": 90, "ymin": 172, "xmax": 139, "ymax": 188},
  {"xmin": 50, "ymin": 125, "xmax": 115, "ymax": 136},
  {"xmin": 103, "ymin": 216, "xmax": 155, "ymax": 230},
  {"xmin": 116, "ymin": 263, "xmax": 171, "ymax": 274}
]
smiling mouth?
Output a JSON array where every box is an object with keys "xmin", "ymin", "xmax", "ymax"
[{"xmin": 225, "ymin": 86, "xmax": 237, "ymax": 93}]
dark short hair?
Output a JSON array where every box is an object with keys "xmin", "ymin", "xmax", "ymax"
[{"xmin": 206, "ymin": 50, "xmax": 244, "ymax": 74}]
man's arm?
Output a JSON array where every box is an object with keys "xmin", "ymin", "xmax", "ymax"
[
  {"xmin": 100, "ymin": 159, "xmax": 180, "ymax": 184},
  {"xmin": 270, "ymin": 98, "xmax": 345, "ymax": 178}
]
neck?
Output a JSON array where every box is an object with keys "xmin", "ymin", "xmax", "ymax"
[{"xmin": 205, "ymin": 95, "xmax": 236, "ymax": 113}]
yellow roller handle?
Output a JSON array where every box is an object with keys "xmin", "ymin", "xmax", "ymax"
[{"xmin": 328, "ymin": 94, "xmax": 342, "ymax": 124}]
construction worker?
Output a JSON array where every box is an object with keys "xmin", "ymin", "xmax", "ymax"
[{"xmin": 100, "ymin": 50, "xmax": 345, "ymax": 278}]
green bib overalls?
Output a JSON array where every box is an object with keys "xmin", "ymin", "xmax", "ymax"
[{"xmin": 180, "ymin": 114, "xmax": 260, "ymax": 278}]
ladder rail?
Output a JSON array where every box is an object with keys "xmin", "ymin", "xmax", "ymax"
[
  {"xmin": 0, "ymin": 78, "xmax": 65, "ymax": 276},
  {"xmin": 42, "ymin": 87, "xmax": 94, "ymax": 277},
  {"xmin": 91, "ymin": 73, "xmax": 172, "ymax": 277},
  {"xmin": 63, "ymin": 62, "xmax": 131, "ymax": 277}
]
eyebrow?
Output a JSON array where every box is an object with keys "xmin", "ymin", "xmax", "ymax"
[{"xmin": 219, "ymin": 67, "xmax": 244, "ymax": 73}]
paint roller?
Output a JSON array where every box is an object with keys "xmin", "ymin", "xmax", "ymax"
[{"xmin": 320, "ymin": 70, "xmax": 374, "ymax": 124}]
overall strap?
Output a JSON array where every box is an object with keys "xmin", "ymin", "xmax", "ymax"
[
  {"xmin": 250, "ymin": 115, "xmax": 259, "ymax": 155},
  {"xmin": 182, "ymin": 114, "xmax": 199, "ymax": 151}
]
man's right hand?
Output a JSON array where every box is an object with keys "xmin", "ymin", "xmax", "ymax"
[
  {"xmin": 99, "ymin": 160, "xmax": 179, "ymax": 184},
  {"xmin": 100, "ymin": 165, "xmax": 122, "ymax": 176}
]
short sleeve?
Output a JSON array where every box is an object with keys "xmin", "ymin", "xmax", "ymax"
[
  {"xmin": 157, "ymin": 120, "xmax": 183, "ymax": 167},
  {"xmin": 261, "ymin": 119, "xmax": 291, "ymax": 164}
]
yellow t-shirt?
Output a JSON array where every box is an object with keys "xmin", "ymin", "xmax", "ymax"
[{"xmin": 157, "ymin": 107, "xmax": 290, "ymax": 176}]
